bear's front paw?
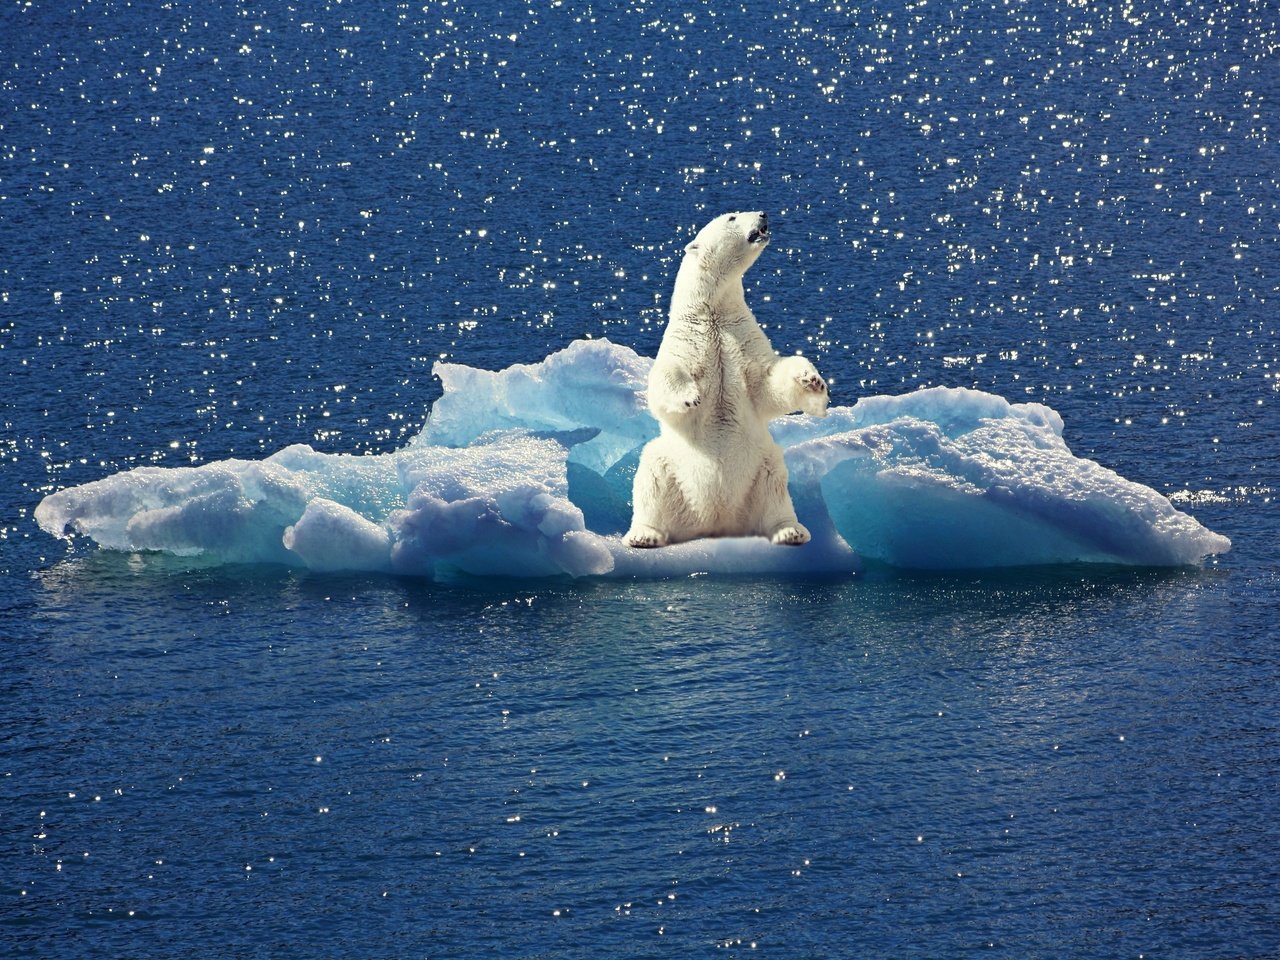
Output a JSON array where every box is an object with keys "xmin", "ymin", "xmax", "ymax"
[
  {"xmin": 769, "ymin": 522, "xmax": 811, "ymax": 546},
  {"xmin": 676, "ymin": 386, "xmax": 701, "ymax": 410},
  {"xmin": 797, "ymin": 370, "xmax": 827, "ymax": 395},
  {"xmin": 795, "ymin": 368, "xmax": 829, "ymax": 418}
]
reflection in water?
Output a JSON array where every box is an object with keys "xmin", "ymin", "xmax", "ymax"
[{"xmin": 15, "ymin": 547, "xmax": 1272, "ymax": 957}]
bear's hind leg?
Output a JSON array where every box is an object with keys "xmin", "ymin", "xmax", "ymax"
[
  {"xmin": 626, "ymin": 444, "xmax": 682, "ymax": 548},
  {"xmin": 747, "ymin": 450, "xmax": 811, "ymax": 546}
]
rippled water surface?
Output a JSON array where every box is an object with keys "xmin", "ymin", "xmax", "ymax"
[{"xmin": 2, "ymin": 1, "xmax": 1277, "ymax": 957}]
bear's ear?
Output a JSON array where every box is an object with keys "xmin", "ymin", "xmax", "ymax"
[{"xmin": 684, "ymin": 240, "xmax": 700, "ymax": 255}]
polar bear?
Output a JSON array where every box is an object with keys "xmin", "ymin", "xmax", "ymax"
[{"xmin": 626, "ymin": 211, "xmax": 829, "ymax": 549}]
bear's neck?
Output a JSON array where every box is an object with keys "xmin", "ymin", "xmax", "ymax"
[{"xmin": 670, "ymin": 256, "xmax": 747, "ymax": 322}]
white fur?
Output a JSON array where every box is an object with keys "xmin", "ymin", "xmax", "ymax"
[{"xmin": 626, "ymin": 211, "xmax": 829, "ymax": 548}]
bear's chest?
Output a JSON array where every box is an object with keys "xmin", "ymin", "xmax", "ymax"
[{"xmin": 681, "ymin": 325, "xmax": 757, "ymax": 401}]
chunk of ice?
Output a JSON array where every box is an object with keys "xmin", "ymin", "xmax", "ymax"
[{"xmin": 35, "ymin": 339, "xmax": 1230, "ymax": 577}]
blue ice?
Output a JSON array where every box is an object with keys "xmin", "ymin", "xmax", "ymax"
[{"xmin": 36, "ymin": 339, "xmax": 1230, "ymax": 577}]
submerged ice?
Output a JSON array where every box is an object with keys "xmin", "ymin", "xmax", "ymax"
[{"xmin": 36, "ymin": 339, "xmax": 1230, "ymax": 577}]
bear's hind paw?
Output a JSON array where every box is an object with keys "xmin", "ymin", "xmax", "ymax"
[
  {"xmin": 769, "ymin": 523, "xmax": 811, "ymax": 546},
  {"xmin": 626, "ymin": 526, "xmax": 670, "ymax": 549}
]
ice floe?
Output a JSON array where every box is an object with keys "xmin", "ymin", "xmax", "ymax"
[{"xmin": 37, "ymin": 339, "xmax": 1231, "ymax": 577}]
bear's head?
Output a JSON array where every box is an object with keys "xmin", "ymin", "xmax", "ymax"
[{"xmin": 683, "ymin": 211, "xmax": 770, "ymax": 278}]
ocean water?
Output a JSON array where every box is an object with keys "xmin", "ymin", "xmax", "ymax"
[{"xmin": 2, "ymin": 0, "xmax": 1277, "ymax": 957}]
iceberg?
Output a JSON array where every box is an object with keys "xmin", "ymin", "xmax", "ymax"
[{"xmin": 36, "ymin": 338, "xmax": 1230, "ymax": 578}]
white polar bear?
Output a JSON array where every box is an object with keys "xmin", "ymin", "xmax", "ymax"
[{"xmin": 626, "ymin": 211, "xmax": 829, "ymax": 549}]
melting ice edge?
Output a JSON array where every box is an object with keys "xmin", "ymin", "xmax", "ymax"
[{"xmin": 37, "ymin": 339, "xmax": 1230, "ymax": 577}]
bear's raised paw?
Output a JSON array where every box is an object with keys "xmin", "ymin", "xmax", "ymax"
[
  {"xmin": 795, "ymin": 368, "xmax": 829, "ymax": 418},
  {"xmin": 797, "ymin": 371, "xmax": 827, "ymax": 395}
]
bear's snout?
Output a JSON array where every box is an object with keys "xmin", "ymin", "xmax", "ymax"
[{"xmin": 747, "ymin": 211, "xmax": 769, "ymax": 244}]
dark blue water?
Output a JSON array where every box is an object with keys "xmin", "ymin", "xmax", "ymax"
[{"xmin": 2, "ymin": 1, "xmax": 1277, "ymax": 957}]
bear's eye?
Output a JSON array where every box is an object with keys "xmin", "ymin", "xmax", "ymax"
[{"xmin": 727, "ymin": 216, "xmax": 736, "ymax": 222}]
